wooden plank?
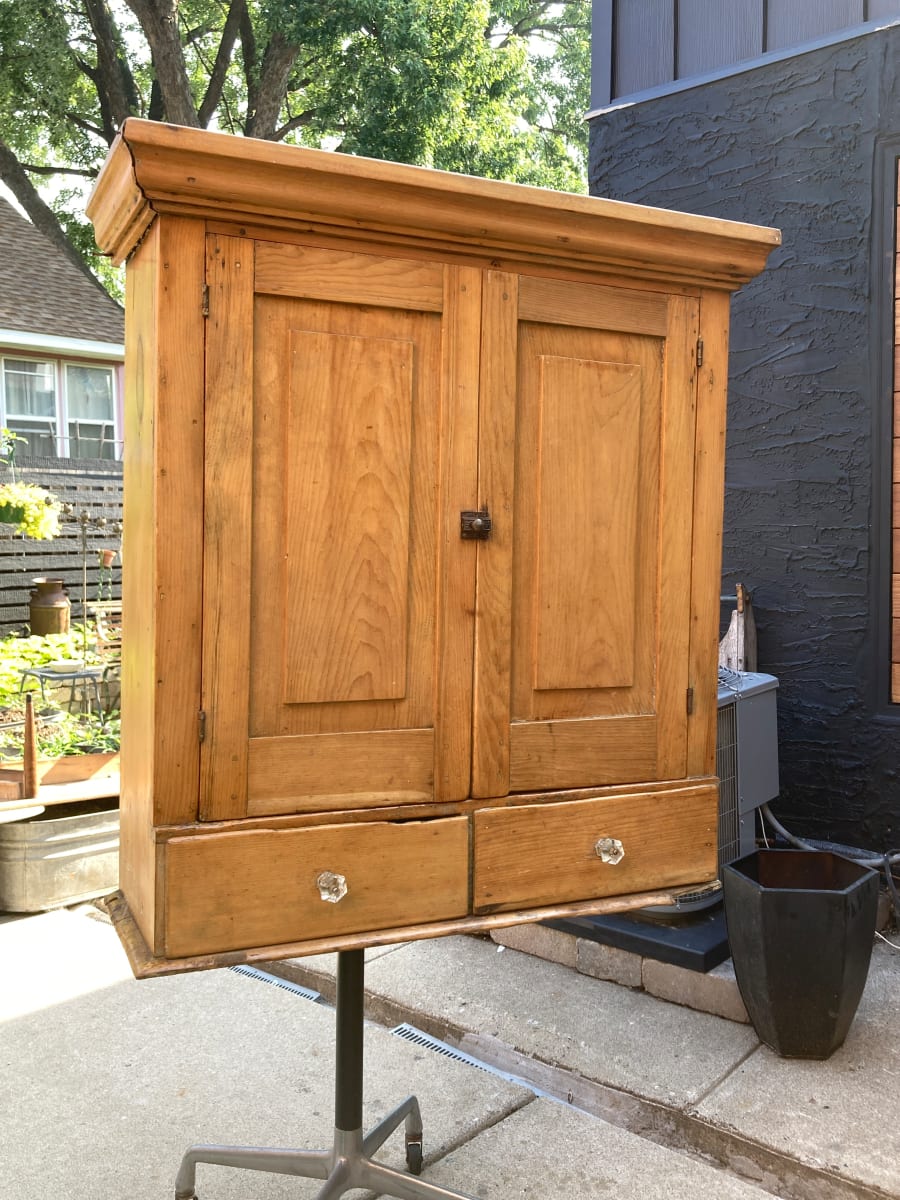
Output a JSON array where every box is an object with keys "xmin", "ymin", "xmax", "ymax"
[
  {"xmin": 433, "ymin": 266, "xmax": 481, "ymax": 801},
  {"xmin": 283, "ymin": 328, "xmax": 413, "ymax": 704},
  {"xmin": 246, "ymin": 729, "xmax": 434, "ymax": 814},
  {"xmin": 198, "ymin": 235, "xmax": 255, "ymax": 821},
  {"xmin": 153, "ymin": 776, "xmax": 715, "ymax": 840},
  {"xmin": 0, "ymin": 774, "xmax": 118, "ymax": 814},
  {"xmin": 149, "ymin": 218, "xmax": 206, "ymax": 828},
  {"xmin": 108, "ymin": 882, "xmax": 713, "ymax": 978},
  {"xmin": 518, "ymin": 275, "xmax": 668, "ymax": 335},
  {"xmin": 471, "ymin": 272, "xmax": 518, "ymax": 798},
  {"xmin": 655, "ymin": 295, "xmax": 699, "ymax": 779},
  {"xmin": 509, "ymin": 715, "xmax": 658, "ymax": 792},
  {"xmin": 94, "ymin": 121, "xmax": 780, "ymax": 291},
  {"xmin": 534, "ymin": 357, "xmax": 642, "ymax": 691},
  {"xmin": 164, "ymin": 816, "xmax": 470, "ymax": 957},
  {"xmin": 255, "ymin": 241, "xmax": 443, "ymax": 311},
  {"xmin": 472, "ymin": 783, "xmax": 718, "ymax": 913},
  {"xmin": 118, "ymin": 225, "xmax": 158, "ymax": 951}
]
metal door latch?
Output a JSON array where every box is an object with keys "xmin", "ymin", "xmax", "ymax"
[{"xmin": 460, "ymin": 507, "xmax": 492, "ymax": 540}]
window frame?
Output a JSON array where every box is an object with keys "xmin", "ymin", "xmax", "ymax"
[{"xmin": 0, "ymin": 351, "xmax": 122, "ymax": 461}]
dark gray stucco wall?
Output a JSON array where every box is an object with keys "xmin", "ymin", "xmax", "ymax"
[{"xmin": 589, "ymin": 27, "xmax": 900, "ymax": 849}]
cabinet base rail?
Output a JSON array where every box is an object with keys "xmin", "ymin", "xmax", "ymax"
[{"xmin": 173, "ymin": 949, "xmax": 480, "ymax": 1200}]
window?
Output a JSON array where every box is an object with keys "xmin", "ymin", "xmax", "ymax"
[
  {"xmin": 0, "ymin": 355, "xmax": 120, "ymax": 459},
  {"xmin": 3, "ymin": 359, "xmax": 57, "ymax": 456},
  {"xmin": 65, "ymin": 364, "xmax": 116, "ymax": 459}
]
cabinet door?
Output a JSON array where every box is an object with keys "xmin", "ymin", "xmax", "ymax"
[
  {"xmin": 199, "ymin": 237, "xmax": 480, "ymax": 820},
  {"xmin": 472, "ymin": 273, "xmax": 700, "ymax": 797}
]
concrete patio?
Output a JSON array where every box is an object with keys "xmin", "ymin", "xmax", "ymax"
[{"xmin": 2, "ymin": 904, "xmax": 898, "ymax": 1199}]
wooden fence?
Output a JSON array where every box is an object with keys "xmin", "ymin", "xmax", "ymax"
[{"xmin": 0, "ymin": 457, "xmax": 123, "ymax": 637}]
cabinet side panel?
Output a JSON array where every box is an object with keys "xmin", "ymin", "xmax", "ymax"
[
  {"xmin": 120, "ymin": 227, "xmax": 159, "ymax": 948},
  {"xmin": 687, "ymin": 289, "xmax": 730, "ymax": 777},
  {"xmin": 120, "ymin": 218, "xmax": 206, "ymax": 951}
]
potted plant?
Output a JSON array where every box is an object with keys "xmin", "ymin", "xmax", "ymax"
[{"xmin": 0, "ymin": 429, "xmax": 62, "ymax": 539}]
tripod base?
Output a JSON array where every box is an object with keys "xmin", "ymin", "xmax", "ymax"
[
  {"xmin": 173, "ymin": 950, "xmax": 480, "ymax": 1199},
  {"xmin": 174, "ymin": 1097, "xmax": 476, "ymax": 1199}
]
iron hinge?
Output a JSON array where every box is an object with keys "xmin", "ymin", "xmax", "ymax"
[
  {"xmin": 696, "ymin": 337, "xmax": 704, "ymax": 368},
  {"xmin": 686, "ymin": 686, "xmax": 695, "ymax": 716},
  {"xmin": 198, "ymin": 710, "xmax": 207, "ymax": 742},
  {"xmin": 201, "ymin": 283, "xmax": 210, "ymax": 317}
]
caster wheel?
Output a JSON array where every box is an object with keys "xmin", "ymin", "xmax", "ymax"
[{"xmin": 406, "ymin": 1136, "xmax": 423, "ymax": 1175}]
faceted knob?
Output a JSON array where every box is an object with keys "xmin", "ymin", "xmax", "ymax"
[
  {"xmin": 316, "ymin": 871, "xmax": 349, "ymax": 903},
  {"xmin": 594, "ymin": 837, "xmax": 625, "ymax": 865}
]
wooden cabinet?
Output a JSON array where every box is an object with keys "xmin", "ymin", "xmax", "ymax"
[{"xmin": 88, "ymin": 120, "xmax": 778, "ymax": 971}]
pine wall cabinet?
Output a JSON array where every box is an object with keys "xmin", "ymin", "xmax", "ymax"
[{"xmin": 88, "ymin": 120, "xmax": 778, "ymax": 972}]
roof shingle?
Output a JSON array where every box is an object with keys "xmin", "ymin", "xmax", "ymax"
[{"xmin": 0, "ymin": 197, "xmax": 124, "ymax": 345}]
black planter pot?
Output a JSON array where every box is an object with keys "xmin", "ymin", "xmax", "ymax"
[{"xmin": 723, "ymin": 849, "xmax": 879, "ymax": 1059}]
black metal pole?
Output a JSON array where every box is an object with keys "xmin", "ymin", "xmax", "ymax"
[{"xmin": 334, "ymin": 949, "xmax": 365, "ymax": 1132}]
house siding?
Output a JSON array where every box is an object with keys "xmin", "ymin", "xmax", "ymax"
[
  {"xmin": 590, "ymin": 27, "xmax": 899, "ymax": 848},
  {"xmin": 592, "ymin": 0, "xmax": 899, "ymax": 107}
]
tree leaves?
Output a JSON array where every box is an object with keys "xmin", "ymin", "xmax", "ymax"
[{"xmin": 0, "ymin": 0, "xmax": 590, "ymax": 290}]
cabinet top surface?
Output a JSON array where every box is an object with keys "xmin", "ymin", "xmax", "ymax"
[{"xmin": 88, "ymin": 118, "xmax": 779, "ymax": 288}]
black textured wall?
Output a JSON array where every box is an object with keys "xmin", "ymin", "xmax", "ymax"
[{"xmin": 590, "ymin": 27, "xmax": 900, "ymax": 849}]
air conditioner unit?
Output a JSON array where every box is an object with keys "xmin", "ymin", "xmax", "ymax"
[{"xmin": 716, "ymin": 670, "xmax": 780, "ymax": 870}]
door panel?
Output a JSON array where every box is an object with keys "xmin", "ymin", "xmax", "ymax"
[
  {"xmin": 282, "ymin": 327, "xmax": 414, "ymax": 706},
  {"xmin": 533, "ymin": 355, "xmax": 642, "ymax": 692},
  {"xmin": 475, "ymin": 276, "xmax": 699, "ymax": 796},
  {"xmin": 201, "ymin": 239, "xmax": 477, "ymax": 819}
]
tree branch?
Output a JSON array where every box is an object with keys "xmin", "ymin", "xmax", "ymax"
[
  {"xmin": 198, "ymin": 0, "xmax": 245, "ymax": 127},
  {"xmin": 124, "ymin": 0, "xmax": 199, "ymax": 126},
  {"xmin": 21, "ymin": 163, "xmax": 98, "ymax": 178},
  {"xmin": 245, "ymin": 31, "xmax": 299, "ymax": 140},
  {"xmin": 239, "ymin": 3, "xmax": 258, "ymax": 121},
  {"xmin": 82, "ymin": 0, "xmax": 139, "ymax": 138},
  {"xmin": 272, "ymin": 110, "xmax": 315, "ymax": 142}
]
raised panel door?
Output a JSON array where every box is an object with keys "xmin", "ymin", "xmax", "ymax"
[
  {"xmin": 472, "ymin": 274, "xmax": 700, "ymax": 796},
  {"xmin": 200, "ymin": 238, "xmax": 480, "ymax": 819}
]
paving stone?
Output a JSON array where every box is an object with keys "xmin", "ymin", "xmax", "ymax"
[
  {"xmin": 362, "ymin": 935, "xmax": 758, "ymax": 1107},
  {"xmin": 693, "ymin": 943, "xmax": 900, "ymax": 1196},
  {"xmin": 576, "ymin": 937, "xmax": 643, "ymax": 988},
  {"xmin": 489, "ymin": 921, "xmax": 578, "ymax": 968},
  {"xmin": 426, "ymin": 1096, "xmax": 780, "ymax": 1199},
  {"xmin": 641, "ymin": 957, "xmax": 749, "ymax": 1023}
]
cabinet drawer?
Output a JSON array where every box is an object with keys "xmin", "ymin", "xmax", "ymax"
[
  {"xmin": 472, "ymin": 784, "xmax": 717, "ymax": 913},
  {"xmin": 164, "ymin": 816, "xmax": 470, "ymax": 957}
]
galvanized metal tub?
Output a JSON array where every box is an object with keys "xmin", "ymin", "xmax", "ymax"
[{"xmin": 0, "ymin": 800, "xmax": 119, "ymax": 911}]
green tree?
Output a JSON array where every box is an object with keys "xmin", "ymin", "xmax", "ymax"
[{"xmin": 0, "ymin": 0, "xmax": 589, "ymax": 296}]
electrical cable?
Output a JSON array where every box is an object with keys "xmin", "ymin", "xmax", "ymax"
[
  {"xmin": 759, "ymin": 803, "xmax": 900, "ymax": 868},
  {"xmin": 759, "ymin": 803, "xmax": 900, "ymax": 924}
]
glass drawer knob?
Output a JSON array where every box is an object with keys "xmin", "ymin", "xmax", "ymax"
[
  {"xmin": 316, "ymin": 871, "xmax": 348, "ymax": 903},
  {"xmin": 595, "ymin": 837, "xmax": 625, "ymax": 865}
]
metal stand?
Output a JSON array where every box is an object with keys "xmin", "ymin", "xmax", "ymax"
[{"xmin": 174, "ymin": 949, "xmax": 480, "ymax": 1200}]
